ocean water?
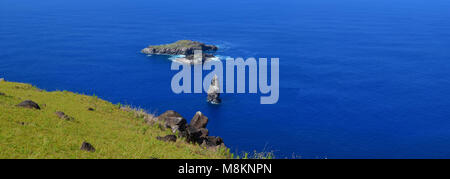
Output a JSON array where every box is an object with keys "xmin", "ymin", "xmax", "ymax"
[{"xmin": 1, "ymin": 0, "xmax": 450, "ymax": 158}]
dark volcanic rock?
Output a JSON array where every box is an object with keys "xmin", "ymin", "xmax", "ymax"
[
  {"xmin": 207, "ymin": 93, "xmax": 221, "ymax": 104},
  {"xmin": 201, "ymin": 136, "xmax": 224, "ymax": 148},
  {"xmin": 199, "ymin": 128, "xmax": 209, "ymax": 138},
  {"xmin": 0, "ymin": 92, "xmax": 5, "ymax": 96},
  {"xmin": 16, "ymin": 100, "xmax": 40, "ymax": 110},
  {"xmin": 88, "ymin": 107, "xmax": 95, "ymax": 111},
  {"xmin": 181, "ymin": 125, "xmax": 203, "ymax": 144},
  {"xmin": 180, "ymin": 125, "xmax": 211, "ymax": 145},
  {"xmin": 55, "ymin": 111, "xmax": 74, "ymax": 121},
  {"xmin": 141, "ymin": 40, "xmax": 218, "ymax": 56},
  {"xmin": 156, "ymin": 110, "xmax": 187, "ymax": 133},
  {"xmin": 80, "ymin": 142, "xmax": 95, "ymax": 152},
  {"xmin": 156, "ymin": 135, "xmax": 177, "ymax": 142},
  {"xmin": 207, "ymin": 75, "xmax": 221, "ymax": 104},
  {"xmin": 157, "ymin": 110, "xmax": 183, "ymax": 120},
  {"xmin": 152, "ymin": 110, "xmax": 226, "ymax": 150},
  {"xmin": 190, "ymin": 111, "xmax": 209, "ymax": 129}
]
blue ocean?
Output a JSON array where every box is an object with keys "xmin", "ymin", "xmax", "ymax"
[{"xmin": 1, "ymin": 0, "xmax": 450, "ymax": 158}]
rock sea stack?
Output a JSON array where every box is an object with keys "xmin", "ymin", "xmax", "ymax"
[{"xmin": 207, "ymin": 75, "xmax": 221, "ymax": 104}]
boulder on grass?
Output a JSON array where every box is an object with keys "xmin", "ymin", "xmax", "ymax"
[
  {"xmin": 156, "ymin": 135, "xmax": 177, "ymax": 142},
  {"xmin": 16, "ymin": 100, "xmax": 40, "ymax": 110},
  {"xmin": 201, "ymin": 136, "xmax": 224, "ymax": 148},
  {"xmin": 55, "ymin": 111, "xmax": 74, "ymax": 121},
  {"xmin": 80, "ymin": 142, "xmax": 95, "ymax": 152},
  {"xmin": 156, "ymin": 110, "xmax": 187, "ymax": 133}
]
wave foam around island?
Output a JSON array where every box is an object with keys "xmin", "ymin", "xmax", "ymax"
[
  {"xmin": 168, "ymin": 55, "xmax": 186, "ymax": 61},
  {"xmin": 167, "ymin": 54, "xmax": 232, "ymax": 63}
]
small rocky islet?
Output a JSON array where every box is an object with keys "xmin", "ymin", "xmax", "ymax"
[{"xmin": 141, "ymin": 40, "xmax": 219, "ymax": 64}]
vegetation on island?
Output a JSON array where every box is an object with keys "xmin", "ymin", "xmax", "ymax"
[
  {"xmin": 148, "ymin": 40, "xmax": 211, "ymax": 50},
  {"xmin": 141, "ymin": 40, "xmax": 218, "ymax": 56}
]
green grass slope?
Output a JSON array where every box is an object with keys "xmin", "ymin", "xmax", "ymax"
[{"xmin": 0, "ymin": 81, "xmax": 230, "ymax": 159}]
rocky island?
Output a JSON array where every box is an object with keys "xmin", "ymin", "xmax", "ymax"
[{"xmin": 141, "ymin": 40, "xmax": 218, "ymax": 64}]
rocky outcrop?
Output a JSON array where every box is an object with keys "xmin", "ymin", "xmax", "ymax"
[
  {"xmin": 201, "ymin": 136, "xmax": 224, "ymax": 148},
  {"xmin": 154, "ymin": 110, "xmax": 187, "ymax": 133},
  {"xmin": 142, "ymin": 40, "xmax": 218, "ymax": 55},
  {"xmin": 190, "ymin": 111, "xmax": 209, "ymax": 129},
  {"xmin": 199, "ymin": 128, "xmax": 209, "ymax": 138},
  {"xmin": 156, "ymin": 135, "xmax": 177, "ymax": 142},
  {"xmin": 16, "ymin": 100, "xmax": 41, "ymax": 110},
  {"xmin": 151, "ymin": 110, "xmax": 225, "ymax": 149},
  {"xmin": 207, "ymin": 75, "xmax": 221, "ymax": 104},
  {"xmin": 80, "ymin": 141, "xmax": 96, "ymax": 152},
  {"xmin": 182, "ymin": 125, "xmax": 204, "ymax": 144},
  {"xmin": 185, "ymin": 112, "xmax": 224, "ymax": 149}
]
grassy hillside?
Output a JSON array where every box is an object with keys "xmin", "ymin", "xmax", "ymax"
[{"xmin": 0, "ymin": 81, "xmax": 230, "ymax": 159}]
